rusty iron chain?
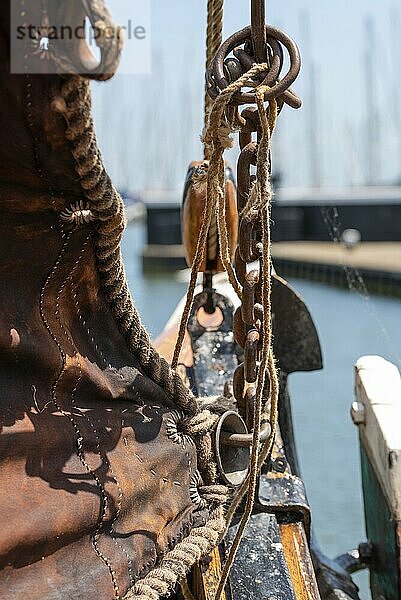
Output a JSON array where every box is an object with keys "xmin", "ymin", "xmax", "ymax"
[
  {"xmin": 207, "ymin": 5, "xmax": 302, "ymax": 445},
  {"xmin": 203, "ymin": 5, "xmax": 303, "ymax": 597}
]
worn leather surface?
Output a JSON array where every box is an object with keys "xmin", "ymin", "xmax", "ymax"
[{"xmin": 0, "ymin": 4, "xmax": 205, "ymax": 598}]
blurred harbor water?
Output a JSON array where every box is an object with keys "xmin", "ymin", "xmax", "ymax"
[{"xmin": 122, "ymin": 221, "xmax": 401, "ymax": 599}]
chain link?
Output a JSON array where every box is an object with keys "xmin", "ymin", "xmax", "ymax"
[{"xmin": 207, "ymin": 15, "xmax": 302, "ymax": 440}]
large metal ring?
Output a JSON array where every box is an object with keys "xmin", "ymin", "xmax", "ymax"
[
  {"xmin": 212, "ymin": 25, "xmax": 301, "ymax": 105},
  {"xmin": 215, "ymin": 411, "xmax": 250, "ymax": 486}
]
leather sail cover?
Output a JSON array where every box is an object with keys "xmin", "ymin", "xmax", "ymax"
[{"xmin": 0, "ymin": 2, "xmax": 207, "ymax": 598}]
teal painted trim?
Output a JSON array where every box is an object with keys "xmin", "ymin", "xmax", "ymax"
[{"xmin": 360, "ymin": 444, "xmax": 400, "ymax": 599}]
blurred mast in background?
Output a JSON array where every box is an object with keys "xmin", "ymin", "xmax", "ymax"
[
  {"xmin": 364, "ymin": 16, "xmax": 381, "ymax": 185},
  {"xmin": 300, "ymin": 11, "xmax": 321, "ymax": 188},
  {"xmin": 390, "ymin": 6, "xmax": 401, "ymax": 183},
  {"xmin": 341, "ymin": 120, "xmax": 362, "ymax": 187}
]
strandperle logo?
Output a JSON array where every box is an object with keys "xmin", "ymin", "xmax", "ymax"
[
  {"xmin": 10, "ymin": 0, "xmax": 151, "ymax": 75},
  {"xmin": 15, "ymin": 21, "xmax": 147, "ymax": 44}
]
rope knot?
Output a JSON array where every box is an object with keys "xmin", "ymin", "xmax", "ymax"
[{"xmin": 182, "ymin": 410, "xmax": 219, "ymax": 437}]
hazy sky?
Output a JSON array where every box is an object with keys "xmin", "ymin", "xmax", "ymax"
[{"xmin": 92, "ymin": 0, "xmax": 401, "ymax": 192}]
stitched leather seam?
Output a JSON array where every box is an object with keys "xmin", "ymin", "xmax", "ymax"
[
  {"xmin": 39, "ymin": 232, "xmax": 120, "ymax": 599},
  {"xmin": 70, "ymin": 241, "xmax": 133, "ymax": 586}
]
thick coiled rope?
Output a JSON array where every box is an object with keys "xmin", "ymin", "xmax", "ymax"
[
  {"xmin": 59, "ymin": 77, "xmax": 198, "ymax": 418},
  {"xmin": 56, "ymin": 76, "xmax": 228, "ymax": 600},
  {"xmin": 124, "ymin": 506, "xmax": 226, "ymax": 600}
]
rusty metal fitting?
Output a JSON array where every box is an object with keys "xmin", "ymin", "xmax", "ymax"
[
  {"xmin": 239, "ymin": 130, "xmax": 253, "ymax": 151},
  {"xmin": 234, "ymin": 248, "xmax": 247, "ymax": 285},
  {"xmin": 251, "ymin": 0, "xmax": 267, "ymax": 63},
  {"xmin": 271, "ymin": 456, "xmax": 287, "ymax": 473},
  {"xmin": 221, "ymin": 421, "xmax": 272, "ymax": 447},
  {"xmin": 233, "ymin": 36, "xmax": 283, "ymax": 85},
  {"xmin": 238, "ymin": 107, "xmax": 261, "ymax": 149},
  {"xmin": 237, "ymin": 142, "xmax": 257, "ymax": 211},
  {"xmin": 233, "ymin": 363, "xmax": 245, "ymax": 405},
  {"xmin": 205, "ymin": 68, "xmax": 219, "ymax": 100},
  {"xmin": 211, "ymin": 25, "xmax": 301, "ymax": 106},
  {"xmin": 233, "ymin": 305, "xmax": 263, "ymax": 349},
  {"xmin": 254, "ymin": 303, "xmax": 264, "ymax": 325},
  {"xmin": 241, "ymin": 270, "xmax": 259, "ymax": 325},
  {"xmin": 240, "ymin": 107, "xmax": 261, "ymax": 133},
  {"xmin": 215, "ymin": 411, "xmax": 250, "ymax": 486},
  {"xmin": 237, "ymin": 156, "xmax": 257, "ymax": 210},
  {"xmin": 244, "ymin": 386, "xmax": 256, "ymax": 429},
  {"xmin": 223, "ymin": 57, "xmax": 244, "ymax": 84},
  {"xmin": 244, "ymin": 330, "xmax": 260, "ymax": 383},
  {"xmin": 233, "ymin": 306, "xmax": 246, "ymax": 348},
  {"xmin": 233, "ymin": 47, "xmax": 255, "ymax": 71},
  {"xmin": 239, "ymin": 210, "xmax": 260, "ymax": 263}
]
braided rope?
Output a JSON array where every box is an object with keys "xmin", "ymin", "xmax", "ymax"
[
  {"xmin": 124, "ymin": 506, "xmax": 226, "ymax": 600},
  {"xmin": 204, "ymin": 0, "xmax": 224, "ymax": 261},
  {"xmin": 59, "ymin": 77, "xmax": 198, "ymax": 418},
  {"xmin": 55, "ymin": 76, "xmax": 229, "ymax": 599},
  {"xmin": 204, "ymin": 0, "xmax": 224, "ymax": 160}
]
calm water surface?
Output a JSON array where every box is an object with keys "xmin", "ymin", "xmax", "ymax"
[{"xmin": 122, "ymin": 222, "xmax": 401, "ymax": 599}]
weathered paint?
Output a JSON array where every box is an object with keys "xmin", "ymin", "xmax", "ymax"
[
  {"xmin": 360, "ymin": 445, "xmax": 400, "ymax": 600},
  {"xmin": 280, "ymin": 522, "xmax": 321, "ymax": 600},
  {"xmin": 354, "ymin": 356, "xmax": 401, "ymax": 600}
]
